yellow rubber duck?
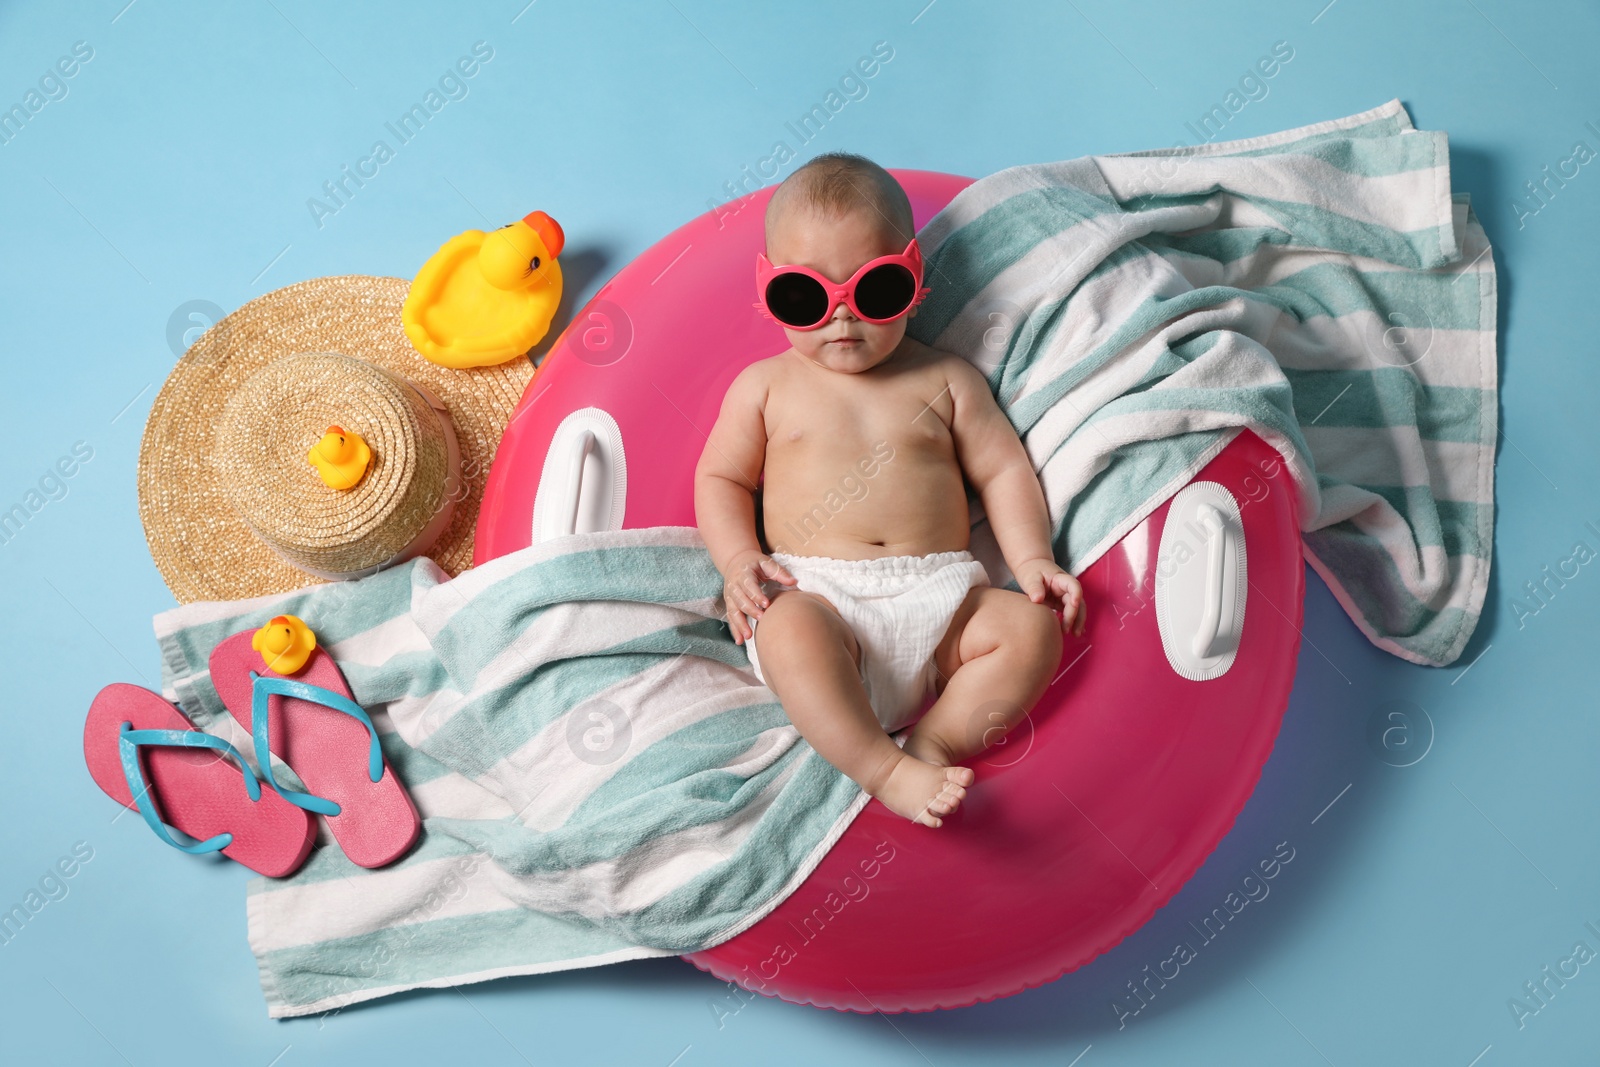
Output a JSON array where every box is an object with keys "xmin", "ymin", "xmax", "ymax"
[
  {"xmin": 252, "ymin": 615, "xmax": 317, "ymax": 675},
  {"xmin": 307, "ymin": 425, "xmax": 371, "ymax": 490},
  {"xmin": 402, "ymin": 210, "xmax": 565, "ymax": 369}
]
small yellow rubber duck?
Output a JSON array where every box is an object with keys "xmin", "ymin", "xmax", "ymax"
[
  {"xmin": 252, "ymin": 615, "xmax": 317, "ymax": 675},
  {"xmin": 402, "ymin": 210, "xmax": 565, "ymax": 368},
  {"xmin": 307, "ymin": 425, "xmax": 371, "ymax": 490}
]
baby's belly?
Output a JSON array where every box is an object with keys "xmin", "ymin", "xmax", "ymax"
[{"xmin": 761, "ymin": 450, "xmax": 971, "ymax": 560}]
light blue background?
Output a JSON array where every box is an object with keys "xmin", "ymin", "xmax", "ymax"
[{"xmin": 2, "ymin": 1, "xmax": 1596, "ymax": 1063}]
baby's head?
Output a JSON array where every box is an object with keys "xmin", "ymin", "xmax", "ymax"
[{"xmin": 762, "ymin": 152, "xmax": 920, "ymax": 374}]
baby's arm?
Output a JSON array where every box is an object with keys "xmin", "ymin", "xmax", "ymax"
[
  {"xmin": 694, "ymin": 364, "xmax": 796, "ymax": 643},
  {"xmin": 944, "ymin": 356, "xmax": 1085, "ymax": 633}
]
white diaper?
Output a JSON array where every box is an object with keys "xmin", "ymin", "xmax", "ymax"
[{"xmin": 742, "ymin": 549, "xmax": 991, "ymax": 734}]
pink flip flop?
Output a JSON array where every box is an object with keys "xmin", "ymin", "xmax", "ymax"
[
  {"xmin": 83, "ymin": 683, "xmax": 316, "ymax": 878},
  {"xmin": 209, "ymin": 629, "xmax": 420, "ymax": 869}
]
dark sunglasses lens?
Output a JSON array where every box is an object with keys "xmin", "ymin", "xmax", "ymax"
[
  {"xmin": 853, "ymin": 264, "xmax": 917, "ymax": 320},
  {"xmin": 765, "ymin": 273, "xmax": 830, "ymax": 327}
]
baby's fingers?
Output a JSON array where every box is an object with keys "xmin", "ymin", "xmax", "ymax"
[
  {"xmin": 723, "ymin": 586, "xmax": 753, "ymax": 629},
  {"xmin": 1046, "ymin": 576, "xmax": 1082, "ymax": 634},
  {"xmin": 737, "ymin": 574, "xmax": 772, "ymax": 612},
  {"xmin": 759, "ymin": 557, "xmax": 798, "ymax": 586},
  {"xmin": 727, "ymin": 584, "xmax": 761, "ymax": 620},
  {"xmin": 726, "ymin": 605, "xmax": 752, "ymax": 644}
]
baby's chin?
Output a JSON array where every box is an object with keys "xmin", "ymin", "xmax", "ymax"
[{"xmin": 799, "ymin": 339, "xmax": 896, "ymax": 373}]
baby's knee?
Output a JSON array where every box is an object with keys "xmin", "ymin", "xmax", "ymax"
[
  {"xmin": 1012, "ymin": 597, "xmax": 1065, "ymax": 668},
  {"xmin": 753, "ymin": 588, "xmax": 812, "ymax": 634},
  {"xmin": 754, "ymin": 591, "xmax": 857, "ymax": 666}
]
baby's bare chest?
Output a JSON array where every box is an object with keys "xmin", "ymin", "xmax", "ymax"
[{"xmin": 763, "ymin": 379, "xmax": 954, "ymax": 470}]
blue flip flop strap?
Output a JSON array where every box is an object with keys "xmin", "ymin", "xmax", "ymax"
[
  {"xmin": 249, "ymin": 672, "xmax": 384, "ymax": 818},
  {"xmin": 117, "ymin": 722, "xmax": 261, "ymax": 855}
]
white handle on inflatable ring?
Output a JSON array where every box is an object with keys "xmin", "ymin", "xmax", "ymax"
[
  {"xmin": 564, "ymin": 429, "xmax": 597, "ymax": 537},
  {"xmin": 1192, "ymin": 504, "xmax": 1227, "ymax": 659}
]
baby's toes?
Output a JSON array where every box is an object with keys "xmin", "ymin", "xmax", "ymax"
[
  {"xmin": 946, "ymin": 765, "xmax": 976, "ymax": 788},
  {"xmin": 928, "ymin": 783, "xmax": 966, "ymax": 816}
]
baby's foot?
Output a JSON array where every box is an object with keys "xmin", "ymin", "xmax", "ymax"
[
  {"xmin": 901, "ymin": 730, "xmax": 959, "ymax": 769},
  {"xmin": 873, "ymin": 751, "xmax": 975, "ymax": 828}
]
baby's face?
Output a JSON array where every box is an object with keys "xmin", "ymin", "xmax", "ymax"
[{"xmin": 764, "ymin": 206, "xmax": 912, "ymax": 374}]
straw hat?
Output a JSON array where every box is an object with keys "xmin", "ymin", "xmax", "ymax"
[{"xmin": 138, "ymin": 275, "xmax": 535, "ymax": 603}]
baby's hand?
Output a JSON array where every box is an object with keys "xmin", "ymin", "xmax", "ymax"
[
  {"xmin": 1013, "ymin": 557, "xmax": 1087, "ymax": 637},
  {"xmin": 722, "ymin": 549, "xmax": 798, "ymax": 645}
]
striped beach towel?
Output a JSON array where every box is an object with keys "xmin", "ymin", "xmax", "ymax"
[
  {"xmin": 156, "ymin": 528, "xmax": 870, "ymax": 1017},
  {"xmin": 912, "ymin": 97, "xmax": 1496, "ymax": 667},
  {"xmin": 152, "ymin": 98, "xmax": 1496, "ymax": 1017}
]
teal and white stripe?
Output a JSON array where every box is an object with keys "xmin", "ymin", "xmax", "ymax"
[
  {"xmin": 155, "ymin": 528, "xmax": 869, "ymax": 1018},
  {"xmin": 910, "ymin": 97, "xmax": 1495, "ymax": 667}
]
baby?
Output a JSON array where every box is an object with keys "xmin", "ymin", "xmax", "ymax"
[{"xmin": 694, "ymin": 152, "xmax": 1086, "ymax": 828}]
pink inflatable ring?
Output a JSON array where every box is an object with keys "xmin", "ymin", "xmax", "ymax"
[{"xmin": 475, "ymin": 171, "xmax": 1305, "ymax": 1012}]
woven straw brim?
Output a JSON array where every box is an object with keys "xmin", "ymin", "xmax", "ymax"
[{"xmin": 138, "ymin": 275, "xmax": 534, "ymax": 604}]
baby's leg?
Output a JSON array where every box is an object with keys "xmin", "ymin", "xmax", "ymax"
[
  {"xmin": 752, "ymin": 589, "xmax": 973, "ymax": 827},
  {"xmin": 903, "ymin": 587, "xmax": 1064, "ymax": 769}
]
